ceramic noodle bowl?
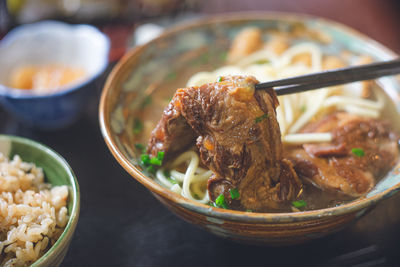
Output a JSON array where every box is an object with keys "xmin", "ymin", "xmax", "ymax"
[{"xmin": 99, "ymin": 13, "xmax": 400, "ymax": 245}]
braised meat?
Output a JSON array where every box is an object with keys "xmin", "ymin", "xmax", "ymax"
[
  {"xmin": 148, "ymin": 76, "xmax": 302, "ymax": 211},
  {"xmin": 286, "ymin": 112, "xmax": 399, "ymax": 197}
]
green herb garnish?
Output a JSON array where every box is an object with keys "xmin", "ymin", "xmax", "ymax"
[
  {"xmin": 148, "ymin": 151, "xmax": 165, "ymax": 166},
  {"xmin": 166, "ymin": 71, "xmax": 177, "ymax": 81},
  {"xmin": 147, "ymin": 165, "xmax": 156, "ymax": 174},
  {"xmin": 141, "ymin": 151, "xmax": 165, "ymax": 170},
  {"xmin": 163, "ymin": 170, "xmax": 178, "ymax": 184},
  {"xmin": 140, "ymin": 96, "xmax": 152, "ymax": 109},
  {"xmin": 133, "ymin": 118, "xmax": 143, "ymax": 134},
  {"xmin": 134, "ymin": 143, "xmax": 146, "ymax": 153},
  {"xmin": 255, "ymin": 113, "xmax": 269, "ymax": 123},
  {"xmin": 157, "ymin": 151, "xmax": 165, "ymax": 161},
  {"xmin": 215, "ymin": 194, "xmax": 228, "ymax": 209},
  {"xmin": 255, "ymin": 59, "xmax": 270, "ymax": 64},
  {"xmin": 217, "ymin": 76, "xmax": 222, "ymax": 82},
  {"xmin": 351, "ymin": 148, "xmax": 365, "ymax": 157},
  {"xmin": 229, "ymin": 188, "xmax": 240, "ymax": 200},
  {"xmin": 246, "ymin": 209, "xmax": 253, "ymax": 212},
  {"xmin": 292, "ymin": 200, "xmax": 307, "ymax": 208},
  {"xmin": 167, "ymin": 177, "xmax": 178, "ymax": 185},
  {"xmin": 300, "ymin": 105, "xmax": 307, "ymax": 112},
  {"xmin": 140, "ymin": 154, "xmax": 150, "ymax": 166},
  {"xmin": 150, "ymin": 157, "xmax": 162, "ymax": 166}
]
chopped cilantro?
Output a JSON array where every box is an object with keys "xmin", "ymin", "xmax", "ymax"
[
  {"xmin": 229, "ymin": 188, "xmax": 240, "ymax": 200},
  {"xmin": 246, "ymin": 209, "xmax": 253, "ymax": 212},
  {"xmin": 255, "ymin": 113, "xmax": 269, "ymax": 123},
  {"xmin": 292, "ymin": 200, "xmax": 307, "ymax": 208},
  {"xmin": 351, "ymin": 148, "xmax": 365, "ymax": 157},
  {"xmin": 133, "ymin": 118, "xmax": 143, "ymax": 134},
  {"xmin": 215, "ymin": 194, "xmax": 228, "ymax": 209},
  {"xmin": 300, "ymin": 105, "xmax": 307, "ymax": 112},
  {"xmin": 217, "ymin": 76, "xmax": 222, "ymax": 82}
]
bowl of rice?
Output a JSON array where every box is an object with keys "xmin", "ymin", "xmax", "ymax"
[{"xmin": 0, "ymin": 135, "xmax": 80, "ymax": 266}]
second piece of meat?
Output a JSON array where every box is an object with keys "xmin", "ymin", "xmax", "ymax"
[{"xmin": 286, "ymin": 112, "xmax": 399, "ymax": 197}]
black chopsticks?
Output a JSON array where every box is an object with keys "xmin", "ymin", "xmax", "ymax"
[{"xmin": 255, "ymin": 59, "xmax": 400, "ymax": 95}]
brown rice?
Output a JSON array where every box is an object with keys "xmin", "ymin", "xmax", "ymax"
[{"xmin": 0, "ymin": 153, "xmax": 69, "ymax": 266}]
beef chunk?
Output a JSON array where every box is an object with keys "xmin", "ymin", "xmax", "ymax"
[
  {"xmin": 147, "ymin": 97, "xmax": 197, "ymax": 160},
  {"xmin": 287, "ymin": 112, "xmax": 399, "ymax": 197},
  {"xmin": 148, "ymin": 76, "xmax": 302, "ymax": 211}
]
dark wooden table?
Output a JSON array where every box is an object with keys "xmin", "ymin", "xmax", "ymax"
[{"xmin": 2, "ymin": 1, "xmax": 400, "ymax": 266}]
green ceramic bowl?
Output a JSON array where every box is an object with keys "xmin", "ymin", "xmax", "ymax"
[
  {"xmin": 0, "ymin": 135, "xmax": 80, "ymax": 266},
  {"xmin": 99, "ymin": 12, "xmax": 400, "ymax": 245}
]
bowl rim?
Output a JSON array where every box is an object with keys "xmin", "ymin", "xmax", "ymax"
[
  {"xmin": 99, "ymin": 11, "xmax": 400, "ymax": 223},
  {"xmin": 0, "ymin": 20, "xmax": 110, "ymax": 99},
  {"xmin": 0, "ymin": 134, "xmax": 81, "ymax": 265}
]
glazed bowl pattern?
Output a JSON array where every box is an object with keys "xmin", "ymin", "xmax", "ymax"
[
  {"xmin": 0, "ymin": 135, "xmax": 80, "ymax": 266},
  {"xmin": 99, "ymin": 13, "xmax": 400, "ymax": 244}
]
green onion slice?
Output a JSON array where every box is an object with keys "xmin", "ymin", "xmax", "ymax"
[
  {"xmin": 292, "ymin": 200, "xmax": 307, "ymax": 208},
  {"xmin": 351, "ymin": 148, "xmax": 365, "ymax": 157},
  {"xmin": 215, "ymin": 194, "xmax": 228, "ymax": 209},
  {"xmin": 140, "ymin": 154, "xmax": 150, "ymax": 166},
  {"xmin": 229, "ymin": 188, "xmax": 240, "ymax": 200},
  {"xmin": 157, "ymin": 151, "xmax": 165, "ymax": 161},
  {"xmin": 147, "ymin": 165, "xmax": 156, "ymax": 174},
  {"xmin": 149, "ymin": 157, "xmax": 162, "ymax": 166}
]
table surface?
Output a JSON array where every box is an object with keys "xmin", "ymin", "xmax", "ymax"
[{"xmin": 2, "ymin": 1, "xmax": 400, "ymax": 266}]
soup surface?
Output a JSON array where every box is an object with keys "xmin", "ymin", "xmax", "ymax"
[{"xmin": 130, "ymin": 26, "xmax": 400, "ymax": 212}]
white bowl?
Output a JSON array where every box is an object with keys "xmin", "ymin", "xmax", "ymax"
[{"xmin": 0, "ymin": 20, "xmax": 110, "ymax": 129}]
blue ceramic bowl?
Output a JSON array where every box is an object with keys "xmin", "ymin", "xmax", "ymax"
[{"xmin": 0, "ymin": 21, "xmax": 110, "ymax": 130}]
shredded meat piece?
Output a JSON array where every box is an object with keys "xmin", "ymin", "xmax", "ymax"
[
  {"xmin": 148, "ymin": 75, "xmax": 302, "ymax": 211},
  {"xmin": 286, "ymin": 112, "xmax": 399, "ymax": 197}
]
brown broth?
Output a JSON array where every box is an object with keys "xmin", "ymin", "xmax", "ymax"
[{"xmin": 135, "ymin": 69, "xmax": 400, "ymax": 213}]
